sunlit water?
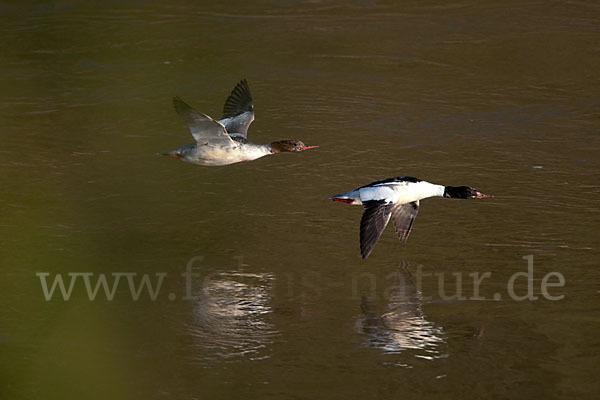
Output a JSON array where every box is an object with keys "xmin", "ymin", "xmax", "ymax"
[{"xmin": 1, "ymin": 1, "xmax": 599, "ymax": 399}]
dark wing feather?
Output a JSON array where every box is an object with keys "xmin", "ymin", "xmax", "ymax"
[
  {"xmin": 391, "ymin": 201, "xmax": 420, "ymax": 242},
  {"xmin": 221, "ymin": 79, "xmax": 253, "ymax": 118},
  {"xmin": 359, "ymin": 176, "xmax": 421, "ymax": 189},
  {"xmin": 219, "ymin": 79, "xmax": 255, "ymax": 137},
  {"xmin": 360, "ymin": 200, "xmax": 393, "ymax": 259}
]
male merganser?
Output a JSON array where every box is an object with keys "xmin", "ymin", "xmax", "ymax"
[
  {"xmin": 331, "ymin": 176, "xmax": 492, "ymax": 259},
  {"xmin": 160, "ymin": 79, "xmax": 318, "ymax": 166}
]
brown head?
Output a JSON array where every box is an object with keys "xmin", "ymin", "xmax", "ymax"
[{"xmin": 270, "ymin": 139, "xmax": 318, "ymax": 154}]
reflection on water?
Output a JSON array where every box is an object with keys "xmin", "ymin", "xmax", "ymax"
[
  {"xmin": 184, "ymin": 271, "xmax": 277, "ymax": 363},
  {"xmin": 356, "ymin": 262, "xmax": 444, "ymax": 361}
]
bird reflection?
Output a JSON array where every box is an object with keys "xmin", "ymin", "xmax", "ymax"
[
  {"xmin": 185, "ymin": 271, "xmax": 277, "ymax": 362},
  {"xmin": 356, "ymin": 261, "xmax": 444, "ymax": 356}
]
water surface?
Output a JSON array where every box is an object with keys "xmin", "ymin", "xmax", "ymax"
[{"xmin": 1, "ymin": 1, "xmax": 599, "ymax": 399}]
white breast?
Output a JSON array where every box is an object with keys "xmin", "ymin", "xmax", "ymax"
[
  {"xmin": 359, "ymin": 185, "xmax": 400, "ymax": 203},
  {"xmin": 360, "ymin": 181, "xmax": 445, "ymax": 204},
  {"xmin": 188, "ymin": 143, "xmax": 271, "ymax": 166}
]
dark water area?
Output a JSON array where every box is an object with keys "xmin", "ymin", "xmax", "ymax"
[{"xmin": 1, "ymin": 1, "xmax": 599, "ymax": 399}]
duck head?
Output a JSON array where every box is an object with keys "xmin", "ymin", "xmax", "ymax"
[
  {"xmin": 270, "ymin": 139, "xmax": 318, "ymax": 153},
  {"xmin": 443, "ymin": 186, "xmax": 492, "ymax": 199}
]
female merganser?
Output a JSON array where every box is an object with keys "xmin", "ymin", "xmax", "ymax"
[
  {"xmin": 331, "ymin": 176, "xmax": 492, "ymax": 259},
  {"xmin": 160, "ymin": 79, "xmax": 318, "ymax": 166}
]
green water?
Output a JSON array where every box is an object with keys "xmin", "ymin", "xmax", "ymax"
[{"xmin": 1, "ymin": 1, "xmax": 599, "ymax": 399}]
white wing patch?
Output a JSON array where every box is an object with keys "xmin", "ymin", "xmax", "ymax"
[
  {"xmin": 359, "ymin": 181, "xmax": 444, "ymax": 205},
  {"xmin": 359, "ymin": 184, "xmax": 401, "ymax": 203}
]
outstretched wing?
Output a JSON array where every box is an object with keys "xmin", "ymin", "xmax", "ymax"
[
  {"xmin": 360, "ymin": 200, "xmax": 393, "ymax": 259},
  {"xmin": 173, "ymin": 97, "xmax": 234, "ymax": 146},
  {"xmin": 391, "ymin": 201, "xmax": 420, "ymax": 242},
  {"xmin": 219, "ymin": 79, "xmax": 255, "ymax": 137},
  {"xmin": 359, "ymin": 176, "xmax": 422, "ymax": 189}
]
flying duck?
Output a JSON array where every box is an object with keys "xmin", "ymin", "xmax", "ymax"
[
  {"xmin": 331, "ymin": 176, "xmax": 492, "ymax": 259},
  {"xmin": 160, "ymin": 79, "xmax": 318, "ymax": 166}
]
